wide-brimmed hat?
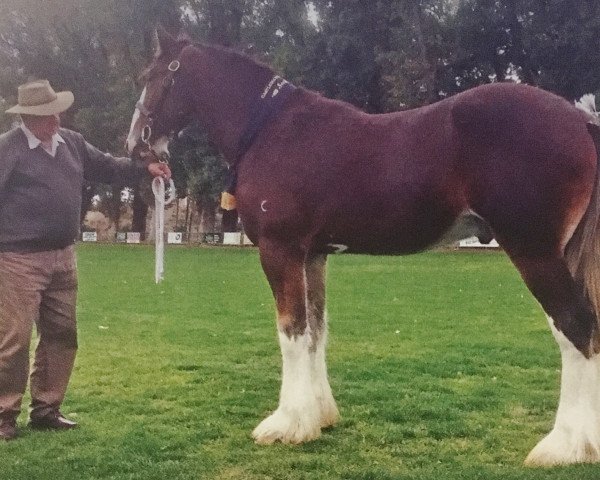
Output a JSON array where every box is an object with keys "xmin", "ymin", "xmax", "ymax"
[{"xmin": 5, "ymin": 79, "xmax": 74, "ymax": 115}]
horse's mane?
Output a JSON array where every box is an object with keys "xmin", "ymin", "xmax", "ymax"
[
  {"xmin": 141, "ymin": 39, "xmax": 274, "ymax": 83},
  {"xmin": 195, "ymin": 42, "xmax": 275, "ymax": 79}
]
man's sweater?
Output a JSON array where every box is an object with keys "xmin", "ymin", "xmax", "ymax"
[{"xmin": 0, "ymin": 127, "xmax": 146, "ymax": 252}]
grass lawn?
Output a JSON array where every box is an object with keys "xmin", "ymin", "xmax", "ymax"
[{"xmin": 1, "ymin": 244, "xmax": 598, "ymax": 479}]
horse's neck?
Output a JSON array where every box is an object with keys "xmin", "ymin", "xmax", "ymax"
[{"xmin": 187, "ymin": 47, "xmax": 273, "ymax": 162}]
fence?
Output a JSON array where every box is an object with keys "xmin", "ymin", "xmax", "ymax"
[
  {"xmin": 80, "ymin": 230, "xmax": 255, "ymax": 246},
  {"xmin": 81, "ymin": 231, "xmax": 499, "ymax": 250}
]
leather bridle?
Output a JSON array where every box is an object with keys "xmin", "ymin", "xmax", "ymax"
[{"xmin": 137, "ymin": 59, "xmax": 181, "ymax": 148}]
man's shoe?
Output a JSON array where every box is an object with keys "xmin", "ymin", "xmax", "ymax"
[
  {"xmin": 0, "ymin": 419, "xmax": 17, "ymax": 441},
  {"xmin": 29, "ymin": 412, "xmax": 77, "ymax": 430}
]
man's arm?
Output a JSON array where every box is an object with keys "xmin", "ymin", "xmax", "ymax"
[
  {"xmin": 0, "ymin": 133, "xmax": 21, "ymax": 198},
  {"xmin": 81, "ymin": 138, "xmax": 170, "ymax": 184},
  {"xmin": 0, "ymin": 157, "xmax": 18, "ymax": 196}
]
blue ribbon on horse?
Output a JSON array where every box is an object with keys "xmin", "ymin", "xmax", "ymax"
[{"xmin": 222, "ymin": 76, "xmax": 297, "ymax": 209}]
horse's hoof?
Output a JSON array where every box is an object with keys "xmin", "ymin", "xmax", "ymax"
[
  {"xmin": 319, "ymin": 402, "xmax": 340, "ymax": 429},
  {"xmin": 252, "ymin": 409, "xmax": 321, "ymax": 445},
  {"xmin": 525, "ymin": 429, "xmax": 600, "ymax": 466}
]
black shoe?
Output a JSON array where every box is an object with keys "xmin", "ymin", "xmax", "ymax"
[
  {"xmin": 29, "ymin": 412, "xmax": 77, "ymax": 430},
  {"xmin": 0, "ymin": 419, "xmax": 17, "ymax": 440}
]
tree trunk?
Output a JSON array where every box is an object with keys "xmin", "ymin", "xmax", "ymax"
[
  {"xmin": 184, "ymin": 197, "xmax": 191, "ymax": 233},
  {"xmin": 196, "ymin": 199, "xmax": 218, "ymax": 233},
  {"xmin": 188, "ymin": 207, "xmax": 195, "ymax": 240},
  {"xmin": 132, "ymin": 186, "xmax": 148, "ymax": 240},
  {"xmin": 202, "ymin": 204, "xmax": 217, "ymax": 232},
  {"xmin": 222, "ymin": 209, "xmax": 238, "ymax": 232}
]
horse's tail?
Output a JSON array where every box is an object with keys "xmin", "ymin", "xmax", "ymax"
[{"xmin": 565, "ymin": 96, "xmax": 600, "ymax": 321}]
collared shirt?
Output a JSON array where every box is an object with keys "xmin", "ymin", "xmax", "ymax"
[{"xmin": 20, "ymin": 123, "xmax": 65, "ymax": 157}]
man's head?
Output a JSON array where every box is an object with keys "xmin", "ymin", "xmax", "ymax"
[
  {"xmin": 6, "ymin": 80, "xmax": 73, "ymax": 140},
  {"xmin": 20, "ymin": 114, "xmax": 61, "ymax": 142}
]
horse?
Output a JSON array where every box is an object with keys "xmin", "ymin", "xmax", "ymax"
[{"xmin": 126, "ymin": 27, "xmax": 600, "ymax": 466}]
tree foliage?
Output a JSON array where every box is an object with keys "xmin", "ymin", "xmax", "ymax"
[{"xmin": 1, "ymin": 0, "xmax": 599, "ymax": 234}]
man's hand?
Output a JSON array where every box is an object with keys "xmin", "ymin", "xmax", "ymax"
[{"xmin": 147, "ymin": 162, "xmax": 172, "ymax": 180}]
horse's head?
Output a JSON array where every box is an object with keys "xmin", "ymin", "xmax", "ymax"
[{"xmin": 126, "ymin": 26, "xmax": 194, "ymax": 162}]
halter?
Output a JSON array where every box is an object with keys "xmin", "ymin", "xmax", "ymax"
[{"xmin": 137, "ymin": 59, "xmax": 181, "ymax": 152}]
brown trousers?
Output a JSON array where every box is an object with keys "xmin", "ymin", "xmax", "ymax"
[{"xmin": 0, "ymin": 245, "xmax": 77, "ymax": 421}]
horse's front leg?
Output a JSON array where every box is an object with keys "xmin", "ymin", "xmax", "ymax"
[
  {"xmin": 304, "ymin": 252, "xmax": 339, "ymax": 429},
  {"xmin": 252, "ymin": 241, "xmax": 337, "ymax": 444}
]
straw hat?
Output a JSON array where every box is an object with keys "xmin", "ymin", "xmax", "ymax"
[{"xmin": 5, "ymin": 79, "xmax": 74, "ymax": 115}]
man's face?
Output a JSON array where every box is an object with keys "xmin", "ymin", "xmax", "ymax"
[{"xmin": 21, "ymin": 114, "xmax": 61, "ymax": 142}]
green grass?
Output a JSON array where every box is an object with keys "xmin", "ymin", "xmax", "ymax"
[{"xmin": 1, "ymin": 244, "xmax": 598, "ymax": 479}]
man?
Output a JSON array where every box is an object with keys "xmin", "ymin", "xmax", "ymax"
[{"xmin": 0, "ymin": 79, "xmax": 171, "ymax": 440}]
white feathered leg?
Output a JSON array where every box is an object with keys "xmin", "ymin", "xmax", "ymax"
[
  {"xmin": 311, "ymin": 319, "xmax": 339, "ymax": 428},
  {"xmin": 253, "ymin": 252, "xmax": 338, "ymax": 444},
  {"xmin": 252, "ymin": 330, "xmax": 322, "ymax": 444},
  {"xmin": 525, "ymin": 317, "xmax": 600, "ymax": 465}
]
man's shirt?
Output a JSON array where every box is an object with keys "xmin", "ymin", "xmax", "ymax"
[{"xmin": 20, "ymin": 123, "xmax": 65, "ymax": 157}]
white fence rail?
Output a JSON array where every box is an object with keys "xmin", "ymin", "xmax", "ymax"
[{"xmin": 81, "ymin": 231, "xmax": 254, "ymax": 246}]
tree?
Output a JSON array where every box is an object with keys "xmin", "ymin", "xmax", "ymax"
[
  {"xmin": 303, "ymin": 1, "xmax": 458, "ymax": 111},
  {"xmin": 2, "ymin": 0, "xmax": 599, "ymax": 240},
  {"xmin": 0, "ymin": 0, "xmax": 183, "ymax": 235},
  {"xmin": 303, "ymin": 0, "xmax": 388, "ymax": 112},
  {"xmin": 169, "ymin": 126, "xmax": 228, "ymax": 233},
  {"xmin": 450, "ymin": 0, "xmax": 600, "ymax": 99}
]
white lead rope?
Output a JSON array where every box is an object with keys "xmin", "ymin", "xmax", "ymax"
[{"xmin": 152, "ymin": 177, "xmax": 176, "ymax": 283}]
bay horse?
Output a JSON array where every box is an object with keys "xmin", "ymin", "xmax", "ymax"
[{"xmin": 126, "ymin": 28, "xmax": 600, "ymax": 466}]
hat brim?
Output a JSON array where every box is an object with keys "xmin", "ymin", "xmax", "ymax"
[{"xmin": 5, "ymin": 91, "xmax": 74, "ymax": 116}]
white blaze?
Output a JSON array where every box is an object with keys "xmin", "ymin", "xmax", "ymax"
[{"xmin": 126, "ymin": 87, "xmax": 146, "ymax": 154}]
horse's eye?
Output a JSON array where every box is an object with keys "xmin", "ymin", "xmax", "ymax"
[{"xmin": 162, "ymin": 77, "xmax": 174, "ymax": 88}]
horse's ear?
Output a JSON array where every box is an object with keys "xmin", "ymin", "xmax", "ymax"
[{"xmin": 154, "ymin": 24, "xmax": 178, "ymax": 58}]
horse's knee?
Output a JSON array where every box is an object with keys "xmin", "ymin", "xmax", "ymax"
[{"xmin": 278, "ymin": 313, "xmax": 308, "ymax": 338}]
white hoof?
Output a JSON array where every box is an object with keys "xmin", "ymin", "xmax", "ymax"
[
  {"xmin": 252, "ymin": 408, "xmax": 321, "ymax": 445},
  {"xmin": 525, "ymin": 427, "xmax": 600, "ymax": 466}
]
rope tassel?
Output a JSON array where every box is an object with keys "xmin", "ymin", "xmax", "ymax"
[{"xmin": 152, "ymin": 177, "xmax": 176, "ymax": 283}]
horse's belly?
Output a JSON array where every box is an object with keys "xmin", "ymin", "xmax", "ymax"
[
  {"xmin": 238, "ymin": 171, "xmax": 468, "ymax": 255},
  {"xmin": 320, "ymin": 203, "xmax": 460, "ymax": 255}
]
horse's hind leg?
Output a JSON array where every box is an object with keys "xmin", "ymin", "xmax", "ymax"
[
  {"xmin": 252, "ymin": 240, "xmax": 337, "ymax": 444},
  {"xmin": 526, "ymin": 317, "xmax": 600, "ymax": 466},
  {"xmin": 504, "ymin": 253, "xmax": 600, "ymax": 465},
  {"xmin": 509, "ymin": 255, "xmax": 598, "ymax": 357}
]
